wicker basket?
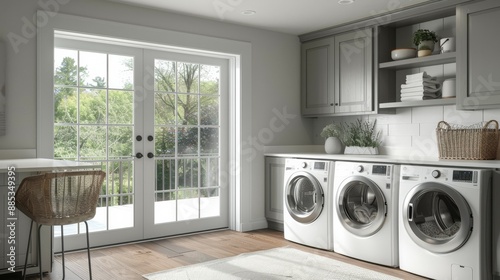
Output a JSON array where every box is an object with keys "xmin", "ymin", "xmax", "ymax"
[{"xmin": 436, "ymin": 120, "xmax": 499, "ymax": 160}]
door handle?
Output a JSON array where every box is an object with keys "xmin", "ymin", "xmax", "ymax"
[
  {"xmin": 135, "ymin": 152, "xmax": 143, "ymax": 159},
  {"xmin": 408, "ymin": 203, "xmax": 414, "ymax": 222},
  {"xmin": 147, "ymin": 152, "xmax": 154, "ymax": 159}
]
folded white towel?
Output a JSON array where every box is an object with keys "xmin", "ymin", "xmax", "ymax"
[
  {"xmin": 405, "ymin": 77, "xmax": 438, "ymax": 84},
  {"xmin": 401, "ymin": 86, "xmax": 441, "ymax": 94},
  {"xmin": 401, "ymin": 96, "xmax": 437, "ymax": 101},
  {"xmin": 400, "ymin": 92, "xmax": 440, "ymax": 98},
  {"xmin": 401, "ymin": 80, "xmax": 441, "ymax": 89},
  {"xmin": 406, "ymin": 72, "xmax": 431, "ymax": 82}
]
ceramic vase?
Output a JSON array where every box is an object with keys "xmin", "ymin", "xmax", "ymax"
[
  {"xmin": 324, "ymin": 137, "xmax": 343, "ymax": 154},
  {"xmin": 417, "ymin": 40, "xmax": 435, "ymax": 57}
]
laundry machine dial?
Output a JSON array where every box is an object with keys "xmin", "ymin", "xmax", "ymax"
[
  {"xmin": 356, "ymin": 165, "xmax": 364, "ymax": 173},
  {"xmin": 431, "ymin": 170, "xmax": 441, "ymax": 178},
  {"xmin": 301, "ymin": 162, "xmax": 308, "ymax": 168}
]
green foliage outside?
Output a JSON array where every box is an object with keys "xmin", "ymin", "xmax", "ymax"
[{"xmin": 53, "ymin": 50, "xmax": 221, "ymax": 207}]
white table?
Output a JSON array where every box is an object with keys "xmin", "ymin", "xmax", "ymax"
[{"xmin": 0, "ymin": 158, "xmax": 99, "ymax": 275}]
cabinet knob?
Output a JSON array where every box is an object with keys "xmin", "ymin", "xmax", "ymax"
[
  {"xmin": 135, "ymin": 153, "xmax": 143, "ymax": 159},
  {"xmin": 136, "ymin": 135, "xmax": 142, "ymax": 141},
  {"xmin": 330, "ymin": 103, "xmax": 334, "ymax": 106}
]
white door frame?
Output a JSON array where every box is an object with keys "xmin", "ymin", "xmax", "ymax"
[{"xmin": 37, "ymin": 12, "xmax": 253, "ymax": 236}]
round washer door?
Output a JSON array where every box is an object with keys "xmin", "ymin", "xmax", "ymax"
[
  {"xmin": 402, "ymin": 182, "xmax": 473, "ymax": 254},
  {"xmin": 336, "ymin": 176, "xmax": 387, "ymax": 237},
  {"xmin": 285, "ymin": 171, "xmax": 324, "ymax": 224}
]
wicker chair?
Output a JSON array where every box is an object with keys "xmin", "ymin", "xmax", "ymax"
[{"xmin": 15, "ymin": 170, "xmax": 106, "ymax": 280}]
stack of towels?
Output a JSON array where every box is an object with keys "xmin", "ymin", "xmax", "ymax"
[{"xmin": 400, "ymin": 72, "xmax": 442, "ymax": 101}]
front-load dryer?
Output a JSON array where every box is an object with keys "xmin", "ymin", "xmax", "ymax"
[
  {"xmin": 399, "ymin": 165, "xmax": 492, "ymax": 280},
  {"xmin": 333, "ymin": 161, "xmax": 400, "ymax": 267},
  {"xmin": 283, "ymin": 158, "xmax": 334, "ymax": 251}
]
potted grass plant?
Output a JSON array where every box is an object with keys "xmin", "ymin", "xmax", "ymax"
[{"xmin": 340, "ymin": 119, "xmax": 382, "ymax": 155}]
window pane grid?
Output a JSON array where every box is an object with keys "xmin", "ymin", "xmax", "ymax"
[
  {"xmin": 154, "ymin": 59, "xmax": 221, "ymax": 224},
  {"xmin": 53, "ymin": 48, "xmax": 135, "ymax": 236}
]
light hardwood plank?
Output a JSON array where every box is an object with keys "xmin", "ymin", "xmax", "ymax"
[{"xmin": 25, "ymin": 229, "xmax": 426, "ymax": 280}]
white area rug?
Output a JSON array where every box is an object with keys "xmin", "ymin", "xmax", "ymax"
[{"xmin": 143, "ymin": 247, "xmax": 402, "ymax": 280}]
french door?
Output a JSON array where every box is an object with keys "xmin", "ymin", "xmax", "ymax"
[{"xmin": 53, "ymin": 37, "xmax": 229, "ymax": 250}]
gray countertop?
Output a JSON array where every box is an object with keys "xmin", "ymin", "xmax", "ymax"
[{"xmin": 264, "ymin": 152, "xmax": 500, "ymax": 169}]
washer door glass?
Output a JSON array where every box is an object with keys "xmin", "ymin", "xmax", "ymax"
[
  {"xmin": 285, "ymin": 171, "xmax": 324, "ymax": 224},
  {"xmin": 337, "ymin": 176, "xmax": 386, "ymax": 237},
  {"xmin": 402, "ymin": 182, "xmax": 472, "ymax": 254}
]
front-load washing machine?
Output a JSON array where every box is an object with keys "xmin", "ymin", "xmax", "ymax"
[
  {"xmin": 283, "ymin": 158, "xmax": 334, "ymax": 250},
  {"xmin": 333, "ymin": 161, "xmax": 400, "ymax": 267},
  {"xmin": 399, "ymin": 165, "xmax": 492, "ymax": 280}
]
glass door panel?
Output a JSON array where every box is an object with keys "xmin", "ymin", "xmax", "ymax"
[
  {"xmin": 53, "ymin": 40, "xmax": 143, "ymax": 250},
  {"xmin": 144, "ymin": 51, "xmax": 228, "ymax": 238}
]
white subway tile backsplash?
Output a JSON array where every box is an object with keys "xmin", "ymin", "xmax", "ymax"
[
  {"xmin": 412, "ymin": 136, "xmax": 439, "ymax": 157},
  {"xmin": 382, "ymin": 135, "xmax": 412, "ymax": 147},
  {"xmin": 419, "ymin": 123, "xmax": 439, "ymax": 138},
  {"xmin": 388, "ymin": 123, "xmax": 419, "ymax": 136},
  {"xmin": 483, "ymin": 108, "xmax": 500, "ymax": 122},
  {"xmin": 374, "ymin": 108, "xmax": 411, "ymax": 124},
  {"xmin": 412, "ymin": 106, "xmax": 443, "ymax": 124},
  {"xmin": 443, "ymin": 105, "xmax": 483, "ymax": 125}
]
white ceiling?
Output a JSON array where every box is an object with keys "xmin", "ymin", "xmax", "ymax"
[{"xmin": 107, "ymin": 0, "xmax": 437, "ymax": 35}]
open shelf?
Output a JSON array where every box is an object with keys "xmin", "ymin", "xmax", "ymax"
[
  {"xmin": 379, "ymin": 98, "xmax": 456, "ymax": 109},
  {"xmin": 379, "ymin": 52, "xmax": 456, "ymax": 70}
]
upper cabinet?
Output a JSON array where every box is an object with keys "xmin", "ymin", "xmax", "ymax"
[
  {"xmin": 301, "ymin": 37, "xmax": 335, "ymax": 116},
  {"xmin": 335, "ymin": 29, "xmax": 373, "ymax": 114},
  {"xmin": 456, "ymin": 0, "xmax": 500, "ymax": 110},
  {"xmin": 301, "ymin": 29, "xmax": 374, "ymax": 117},
  {"xmin": 300, "ymin": 0, "xmax": 500, "ymax": 114}
]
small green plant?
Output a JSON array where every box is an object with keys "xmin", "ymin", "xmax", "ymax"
[
  {"xmin": 413, "ymin": 29, "xmax": 438, "ymax": 47},
  {"xmin": 340, "ymin": 119, "xmax": 382, "ymax": 148},
  {"xmin": 320, "ymin": 123, "xmax": 343, "ymax": 139}
]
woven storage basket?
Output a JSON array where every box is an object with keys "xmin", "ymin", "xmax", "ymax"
[{"xmin": 436, "ymin": 120, "xmax": 499, "ymax": 160}]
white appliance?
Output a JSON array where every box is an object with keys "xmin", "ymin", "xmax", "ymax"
[
  {"xmin": 399, "ymin": 165, "xmax": 492, "ymax": 280},
  {"xmin": 283, "ymin": 158, "xmax": 334, "ymax": 250},
  {"xmin": 333, "ymin": 161, "xmax": 400, "ymax": 267}
]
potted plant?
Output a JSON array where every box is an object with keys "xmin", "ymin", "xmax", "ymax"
[
  {"xmin": 413, "ymin": 29, "xmax": 438, "ymax": 57},
  {"xmin": 340, "ymin": 119, "xmax": 382, "ymax": 155},
  {"xmin": 320, "ymin": 123, "xmax": 343, "ymax": 154}
]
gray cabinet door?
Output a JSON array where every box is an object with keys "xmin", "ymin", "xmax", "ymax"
[
  {"xmin": 301, "ymin": 37, "xmax": 336, "ymax": 116},
  {"xmin": 264, "ymin": 157, "xmax": 285, "ymax": 226},
  {"xmin": 457, "ymin": 0, "xmax": 500, "ymax": 109},
  {"xmin": 335, "ymin": 29, "xmax": 373, "ymax": 114}
]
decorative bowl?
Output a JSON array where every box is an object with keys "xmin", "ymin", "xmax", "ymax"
[{"xmin": 391, "ymin": 48, "xmax": 417, "ymax": 60}]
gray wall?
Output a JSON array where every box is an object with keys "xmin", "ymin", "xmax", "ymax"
[{"xmin": 0, "ymin": 0, "xmax": 314, "ymax": 230}]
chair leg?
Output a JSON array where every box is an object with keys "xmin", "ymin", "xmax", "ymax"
[
  {"xmin": 61, "ymin": 225, "xmax": 65, "ymax": 280},
  {"xmin": 84, "ymin": 221, "xmax": 92, "ymax": 280},
  {"xmin": 22, "ymin": 220, "xmax": 34, "ymax": 280},
  {"xmin": 37, "ymin": 225, "xmax": 42, "ymax": 280}
]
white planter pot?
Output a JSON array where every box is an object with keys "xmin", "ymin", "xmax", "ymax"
[
  {"xmin": 344, "ymin": 146, "xmax": 379, "ymax": 155},
  {"xmin": 417, "ymin": 40, "xmax": 435, "ymax": 56},
  {"xmin": 324, "ymin": 137, "xmax": 343, "ymax": 154}
]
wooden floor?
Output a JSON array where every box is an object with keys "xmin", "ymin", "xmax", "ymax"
[{"xmin": 26, "ymin": 229, "xmax": 427, "ymax": 280}]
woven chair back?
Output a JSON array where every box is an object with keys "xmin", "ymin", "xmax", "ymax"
[{"xmin": 15, "ymin": 170, "xmax": 106, "ymax": 226}]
